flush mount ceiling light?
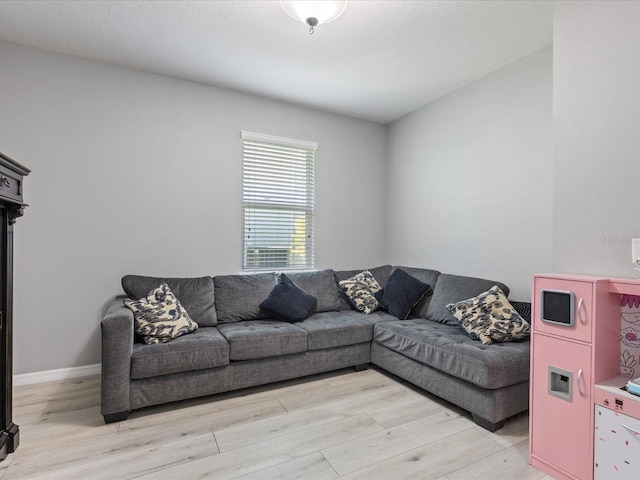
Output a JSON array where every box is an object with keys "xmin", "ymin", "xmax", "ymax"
[{"xmin": 280, "ymin": 1, "xmax": 347, "ymax": 35}]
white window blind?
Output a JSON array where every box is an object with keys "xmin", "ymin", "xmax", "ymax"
[{"xmin": 241, "ymin": 131, "xmax": 317, "ymax": 271}]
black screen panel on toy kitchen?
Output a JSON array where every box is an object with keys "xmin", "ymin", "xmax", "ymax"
[{"xmin": 540, "ymin": 289, "xmax": 575, "ymax": 326}]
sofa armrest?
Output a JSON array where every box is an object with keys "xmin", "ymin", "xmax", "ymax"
[{"xmin": 101, "ymin": 295, "xmax": 134, "ymax": 420}]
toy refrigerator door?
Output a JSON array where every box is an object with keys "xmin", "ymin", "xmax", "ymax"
[
  {"xmin": 594, "ymin": 405, "xmax": 640, "ymax": 479},
  {"xmin": 530, "ymin": 333, "xmax": 592, "ymax": 479}
]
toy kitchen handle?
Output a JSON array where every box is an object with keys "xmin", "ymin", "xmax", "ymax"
[
  {"xmin": 577, "ymin": 297, "xmax": 585, "ymax": 324},
  {"xmin": 577, "ymin": 369, "xmax": 584, "ymax": 396},
  {"xmin": 623, "ymin": 423, "xmax": 640, "ymax": 435}
]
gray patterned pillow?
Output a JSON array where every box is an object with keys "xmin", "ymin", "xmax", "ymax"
[
  {"xmin": 446, "ymin": 285, "xmax": 530, "ymax": 345},
  {"xmin": 339, "ymin": 270, "xmax": 382, "ymax": 314},
  {"xmin": 124, "ymin": 283, "xmax": 198, "ymax": 344}
]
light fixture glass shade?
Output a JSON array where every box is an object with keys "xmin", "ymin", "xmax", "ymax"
[{"xmin": 280, "ymin": 1, "xmax": 347, "ymax": 28}]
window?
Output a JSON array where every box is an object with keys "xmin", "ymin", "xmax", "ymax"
[{"xmin": 241, "ymin": 131, "xmax": 316, "ymax": 271}]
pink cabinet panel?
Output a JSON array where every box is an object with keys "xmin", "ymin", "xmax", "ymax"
[
  {"xmin": 533, "ymin": 276, "xmax": 594, "ymax": 343},
  {"xmin": 530, "ymin": 333, "xmax": 592, "ymax": 480},
  {"xmin": 530, "ymin": 274, "xmax": 623, "ymax": 480}
]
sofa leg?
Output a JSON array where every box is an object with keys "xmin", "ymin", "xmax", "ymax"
[
  {"xmin": 472, "ymin": 414, "xmax": 505, "ymax": 432},
  {"xmin": 354, "ymin": 363, "xmax": 369, "ymax": 372},
  {"xmin": 103, "ymin": 411, "xmax": 130, "ymax": 424}
]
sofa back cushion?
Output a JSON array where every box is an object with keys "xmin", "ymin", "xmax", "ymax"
[
  {"xmin": 391, "ymin": 267, "xmax": 441, "ymax": 318},
  {"xmin": 426, "ymin": 274, "xmax": 510, "ymax": 326},
  {"xmin": 214, "ymin": 272, "xmax": 278, "ymax": 323},
  {"xmin": 287, "ymin": 269, "xmax": 342, "ymax": 313},
  {"xmin": 334, "ymin": 265, "xmax": 393, "ymax": 311},
  {"xmin": 122, "ymin": 275, "xmax": 217, "ymax": 326}
]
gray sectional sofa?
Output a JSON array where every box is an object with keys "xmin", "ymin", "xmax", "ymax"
[{"xmin": 101, "ymin": 265, "xmax": 531, "ymax": 431}]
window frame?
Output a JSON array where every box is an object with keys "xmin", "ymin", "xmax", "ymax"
[{"xmin": 240, "ymin": 131, "xmax": 317, "ymax": 272}]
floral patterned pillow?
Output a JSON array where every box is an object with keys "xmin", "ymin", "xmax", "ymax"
[
  {"xmin": 339, "ymin": 270, "xmax": 382, "ymax": 314},
  {"xmin": 124, "ymin": 283, "xmax": 198, "ymax": 344},
  {"xmin": 446, "ymin": 285, "xmax": 530, "ymax": 345}
]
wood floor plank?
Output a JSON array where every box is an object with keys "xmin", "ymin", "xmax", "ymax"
[
  {"xmin": 4, "ymin": 369, "xmax": 546, "ymax": 480},
  {"xmin": 41, "ymin": 390, "xmax": 100, "ymax": 417},
  {"xmin": 0, "ymin": 456, "xmax": 11, "ymax": 480},
  {"xmin": 446, "ymin": 439, "xmax": 545, "ymax": 480},
  {"xmin": 14, "ymin": 405, "xmax": 119, "ymax": 452},
  {"xmin": 233, "ymin": 452, "xmax": 338, "ymax": 480},
  {"xmin": 338, "ymin": 427, "xmax": 505, "ymax": 480},
  {"xmin": 3, "ymin": 427, "xmax": 121, "ymax": 478},
  {"xmin": 214, "ymin": 404, "xmax": 347, "ymax": 452},
  {"xmin": 321, "ymin": 410, "xmax": 474, "ymax": 475},
  {"xmin": 313, "ymin": 382, "xmax": 423, "ymax": 416},
  {"xmin": 12, "ymin": 375, "xmax": 99, "ymax": 404},
  {"xmin": 12, "ymin": 400, "xmax": 47, "ymax": 427},
  {"xmin": 216, "ymin": 377, "xmax": 433, "ymax": 453},
  {"xmin": 324, "ymin": 368, "xmax": 390, "ymax": 387},
  {"xmin": 135, "ymin": 414, "xmax": 384, "ymax": 480},
  {"xmin": 366, "ymin": 394, "xmax": 448, "ymax": 428},
  {"xmin": 27, "ymin": 432, "xmax": 219, "ymax": 480},
  {"xmin": 123, "ymin": 395, "xmax": 286, "ymax": 434},
  {"xmin": 6, "ymin": 396, "xmax": 281, "ymax": 477},
  {"xmin": 474, "ymin": 410, "xmax": 530, "ymax": 448},
  {"xmin": 276, "ymin": 373, "xmax": 400, "ymax": 412}
]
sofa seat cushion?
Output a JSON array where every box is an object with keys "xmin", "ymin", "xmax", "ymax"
[
  {"xmin": 131, "ymin": 327, "xmax": 229, "ymax": 379},
  {"xmin": 217, "ymin": 320, "xmax": 308, "ymax": 361},
  {"xmin": 295, "ymin": 311, "xmax": 374, "ymax": 350},
  {"xmin": 365, "ymin": 311, "xmax": 399, "ymax": 324},
  {"xmin": 373, "ymin": 319, "xmax": 530, "ymax": 389}
]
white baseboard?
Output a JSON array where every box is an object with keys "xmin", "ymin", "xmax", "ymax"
[{"xmin": 13, "ymin": 363, "xmax": 101, "ymax": 386}]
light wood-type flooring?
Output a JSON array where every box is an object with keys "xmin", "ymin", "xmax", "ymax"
[{"xmin": 1, "ymin": 368, "xmax": 552, "ymax": 479}]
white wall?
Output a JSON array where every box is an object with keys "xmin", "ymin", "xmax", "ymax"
[
  {"xmin": 0, "ymin": 40, "xmax": 387, "ymax": 374},
  {"xmin": 10, "ymin": 0, "xmax": 640, "ymax": 375},
  {"xmin": 385, "ymin": 47, "xmax": 553, "ymax": 300},
  {"xmin": 553, "ymin": 1, "xmax": 640, "ymax": 278}
]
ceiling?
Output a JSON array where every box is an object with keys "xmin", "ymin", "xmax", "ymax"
[{"xmin": 0, "ymin": 0, "xmax": 553, "ymax": 124}]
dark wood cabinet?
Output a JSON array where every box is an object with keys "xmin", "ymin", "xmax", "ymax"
[{"xmin": 0, "ymin": 152, "xmax": 29, "ymax": 462}]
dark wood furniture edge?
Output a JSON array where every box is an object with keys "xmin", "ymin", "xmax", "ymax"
[{"xmin": 0, "ymin": 150, "xmax": 28, "ymax": 462}]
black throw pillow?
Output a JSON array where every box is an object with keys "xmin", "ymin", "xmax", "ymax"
[
  {"xmin": 259, "ymin": 273, "xmax": 318, "ymax": 322},
  {"xmin": 375, "ymin": 268, "xmax": 432, "ymax": 320},
  {"xmin": 510, "ymin": 301, "xmax": 532, "ymax": 322}
]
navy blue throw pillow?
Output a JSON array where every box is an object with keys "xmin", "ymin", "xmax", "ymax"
[
  {"xmin": 259, "ymin": 273, "xmax": 318, "ymax": 322},
  {"xmin": 375, "ymin": 268, "xmax": 432, "ymax": 320}
]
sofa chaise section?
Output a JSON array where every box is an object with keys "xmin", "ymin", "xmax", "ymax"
[
  {"xmin": 371, "ymin": 318, "xmax": 530, "ymax": 431},
  {"xmin": 369, "ymin": 271, "xmax": 531, "ymax": 431}
]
